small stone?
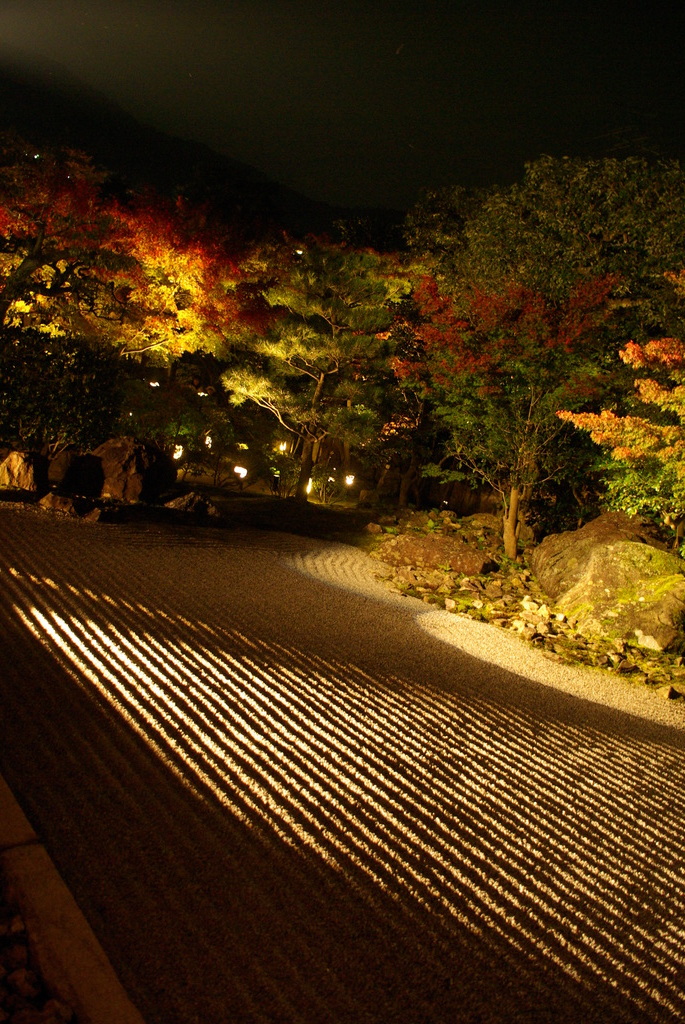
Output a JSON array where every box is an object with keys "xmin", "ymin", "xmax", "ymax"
[
  {"xmin": 7, "ymin": 968, "xmax": 42, "ymax": 1000},
  {"xmin": 444, "ymin": 598, "xmax": 457, "ymax": 611},
  {"xmin": 9, "ymin": 914, "xmax": 25, "ymax": 935},
  {"xmin": 38, "ymin": 493, "xmax": 78, "ymax": 516},
  {"xmin": 8, "ymin": 1009, "xmax": 44, "ymax": 1024},
  {"xmin": 656, "ymin": 684, "xmax": 681, "ymax": 699},
  {"xmin": 372, "ymin": 564, "xmax": 393, "ymax": 579},
  {"xmin": 617, "ymin": 659, "xmax": 637, "ymax": 673},
  {"xmin": 365, "ymin": 522, "xmax": 383, "ymax": 534},
  {"xmin": 41, "ymin": 999, "xmax": 75, "ymax": 1022},
  {"xmin": 2, "ymin": 943, "xmax": 28, "ymax": 970}
]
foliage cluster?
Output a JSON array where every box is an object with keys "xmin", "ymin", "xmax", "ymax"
[{"xmin": 4, "ymin": 131, "xmax": 685, "ymax": 549}]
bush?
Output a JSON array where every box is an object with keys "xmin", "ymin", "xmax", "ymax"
[{"xmin": 0, "ymin": 328, "xmax": 122, "ymax": 452}]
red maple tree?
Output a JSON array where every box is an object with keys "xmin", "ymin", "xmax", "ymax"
[{"xmin": 395, "ymin": 275, "xmax": 614, "ymax": 556}]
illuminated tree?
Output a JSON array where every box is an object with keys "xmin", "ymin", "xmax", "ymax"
[
  {"xmin": 223, "ymin": 241, "xmax": 408, "ymax": 501},
  {"xmin": 0, "ymin": 134, "xmax": 124, "ymax": 343},
  {"xmin": 0, "ymin": 133, "xmax": 251, "ymax": 361},
  {"xmin": 396, "ymin": 275, "xmax": 613, "ymax": 557},
  {"xmin": 559, "ymin": 337, "xmax": 685, "ymax": 529},
  {"xmin": 109, "ymin": 194, "xmax": 248, "ymax": 360}
]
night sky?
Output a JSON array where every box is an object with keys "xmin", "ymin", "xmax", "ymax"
[{"xmin": 1, "ymin": 0, "xmax": 685, "ymax": 210}]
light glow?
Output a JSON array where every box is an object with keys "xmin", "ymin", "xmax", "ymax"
[
  {"xmin": 172, "ymin": 445, "xmax": 184, "ymax": 460},
  {"xmin": 234, "ymin": 466, "xmax": 247, "ymax": 478}
]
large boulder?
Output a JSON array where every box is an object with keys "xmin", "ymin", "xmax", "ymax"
[
  {"xmin": 530, "ymin": 511, "xmax": 665, "ymax": 601},
  {"xmin": 92, "ymin": 437, "xmax": 176, "ymax": 503},
  {"xmin": 555, "ymin": 542, "xmax": 685, "ymax": 651},
  {"xmin": 531, "ymin": 512, "xmax": 685, "ymax": 651},
  {"xmin": 0, "ymin": 451, "xmax": 48, "ymax": 493},
  {"xmin": 374, "ymin": 531, "xmax": 498, "ymax": 575}
]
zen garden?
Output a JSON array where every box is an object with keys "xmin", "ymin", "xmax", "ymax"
[{"xmin": 4, "ymin": 131, "xmax": 685, "ymax": 692}]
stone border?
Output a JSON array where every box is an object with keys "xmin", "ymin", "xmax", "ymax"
[{"xmin": 0, "ymin": 775, "xmax": 146, "ymax": 1024}]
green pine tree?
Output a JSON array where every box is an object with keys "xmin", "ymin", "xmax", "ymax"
[{"xmin": 222, "ymin": 241, "xmax": 407, "ymax": 501}]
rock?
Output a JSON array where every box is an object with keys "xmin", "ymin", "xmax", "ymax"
[
  {"xmin": 656, "ymin": 684, "xmax": 683, "ymax": 700},
  {"xmin": 555, "ymin": 541, "xmax": 685, "ymax": 651},
  {"xmin": 164, "ymin": 491, "xmax": 221, "ymax": 519},
  {"xmin": 3, "ymin": 943, "xmax": 28, "ymax": 970},
  {"xmin": 8, "ymin": 914, "xmax": 24, "ymax": 937},
  {"xmin": 530, "ymin": 511, "xmax": 666, "ymax": 601},
  {"xmin": 6, "ymin": 968, "xmax": 41, "ymax": 1000},
  {"xmin": 8, "ymin": 1008, "xmax": 45, "ymax": 1024},
  {"xmin": 364, "ymin": 522, "xmax": 383, "ymax": 534},
  {"xmin": 37, "ymin": 493, "xmax": 79, "ymax": 516},
  {"xmin": 461, "ymin": 512, "xmax": 502, "ymax": 533},
  {"xmin": 374, "ymin": 532, "xmax": 498, "ymax": 574},
  {"xmin": 0, "ymin": 451, "xmax": 48, "ymax": 493},
  {"xmin": 41, "ymin": 998, "xmax": 74, "ymax": 1022},
  {"xmin": 37, "ymin": 493, "xmax": 100, "ymax": 519},
  {"xmin": 92, "ymin": 437, "xmax": 176, "ymax": 503},
  {"xmin": 47, "ymin": 449, "xmax": 76, "ymax": 487}
]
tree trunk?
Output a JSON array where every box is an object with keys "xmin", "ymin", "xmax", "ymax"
[
  {"xmin": 502, "ymin": 485, "xmax": 520, "ymax": 560},
  {"xmin": 398, "ymin": 455, "xmax": 420, "ymax": 508},
  {"xmin": 294, "ymin": 437, "xmax": 315, "ymax": 502},
  {"xmin": 343, "ymin": 399, "xmax": 352, "ymax": 475}
]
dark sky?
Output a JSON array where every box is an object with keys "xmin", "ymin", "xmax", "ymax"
[{"xmin": 1, "ymin": 0, "xmax": 685, "ymax": 210}]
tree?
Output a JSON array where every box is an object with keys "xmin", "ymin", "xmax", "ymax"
[
  {"xmin": 0, "ymin": 327, "xmax": 122, "ymax": 453},
  {"xmin": 0, "ymin": 133, "xmax": 125, "ymax": 344},
  {"xmin": 396, "ymin": 275, "xmax": 614, "ymax": 557},
  {"xmin": 559, "ymin": 337, "xmax": 685, "ymax": 532},
  {"xmin": 0, "ymin": 133, "xmax": 251, "ymax": 362},
  {"xmin": 406, "ymin": 156, "xmax": 685, "ymax": 342},
  {"xmin": 222, "ymin": 241, "xmax": 408, "ymax": 501},
  {"xmin": 109, "ymin": 194, "xmax": 248, "ymax": 360}
]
